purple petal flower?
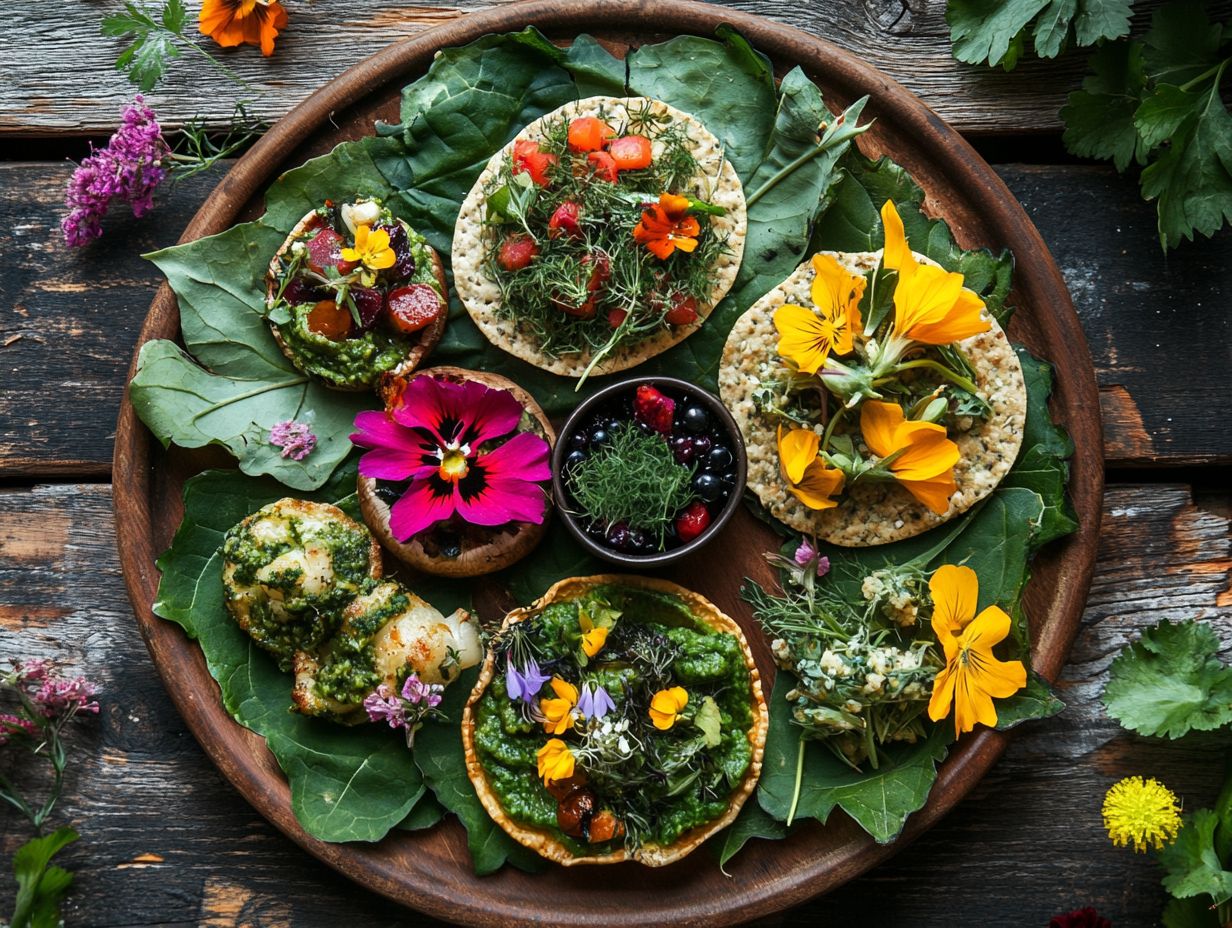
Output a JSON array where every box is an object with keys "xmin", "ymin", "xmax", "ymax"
[
  {"xmin": 816, "ymin": 555, "xmax": 831, "ymax": 578},
  {"xmin": 363, "ymin": 684, "xmax": 407, "ymax": 729},
  {"xmin": 577, "ymin": 682, "xmax": 616, "ymax": 721},
  {"xmin": 401, "ymin": 674, "xmax": 443, "ymax": 708},
  {"xmin": 10, "ymin": 658, "xmax": 51, "ymax": 684},
  {"xmin": 34, "ymin": 676, "xmax": 99, "ymax": 718},
  {"xmin": 269, "ymin": 419, "xmax": 317, "ymax": 461},
  {"xmin": 505, "ymin": 657, "xmax": 550, "ymax": 704},
  {"xmin": 793, "ymin": 538, "xmax": 817, "ymax": 566},
  {"xmin": 0, "ymin": 712, "xmax": 39, "ymax": 745}
]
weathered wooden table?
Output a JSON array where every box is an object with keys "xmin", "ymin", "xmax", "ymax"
[{"xmin": 2, "ymin": 1, "xmax": 1230, "ymax": 924}]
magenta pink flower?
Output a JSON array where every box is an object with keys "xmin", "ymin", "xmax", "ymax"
[
  {"xmin": 351, "ymin": 376, "xmax": 551, "ymax": 540},
  {"xmin": 269, "ymin": 419, "xmax": 317, "ymax": 460},
  {"xmin": 35, "ymin": 676, "xmax": 100, "ymax": 718},
  {"xmin": 0, "ymin": 712, "xmax": 39, "ymax": 745}
]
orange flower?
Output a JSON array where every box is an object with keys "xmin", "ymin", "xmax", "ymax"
[
  {"xmin": 926, "ymin": 565, "xmax": 1027, "ymax": 737},
  {"xmin": 632, "ymin": 193, "xmax": 700, "ymax": 259},
  {"xmin": 199, "ymin": 0, "xmax": 288, "ymax": 56},
  {"xmin": 536, "ymin": 738, "xmax": 575, "ymax": 785},
  {"xmin": 648, "ymin": 686, "xmax": 689, "ymax": 730},
  {"xmin": 859, "ymin": 400, "xmax": 958, "ymax": 515},
  {"xmin": 774, "ymin": 254, "xmax": 866, "ymax": 375},
  {"xmin": 539, "ymin": 677, "xmax": 579, "ymax": 735},
  {"xmin": 777, "ymin": 426, "xmax": 844, "ymax": 510}
]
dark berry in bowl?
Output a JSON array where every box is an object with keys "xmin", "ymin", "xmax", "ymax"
[
  {"xmin": 681, "ymin": 404, "xmax": 710, "ymax": 434},
  {"xmin": 693, "ymin": 472, "xmax": 723, "ymax": 504},
  {"xmin": 706, "ymin": 446, "xmax": 734, "ymax": 472}
]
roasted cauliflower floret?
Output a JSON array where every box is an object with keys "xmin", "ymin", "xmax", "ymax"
[
  {"xmin": 291, "ymin": 580, "xmax": 482, "ymax": 722},
  {"xmin": 222, "ymin": 499, "xmax": 381, "ymax": 670}
]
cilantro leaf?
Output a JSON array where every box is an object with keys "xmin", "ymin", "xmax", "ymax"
[
  {"xmin": 1141, "ymin": 1, "xmax": 1227, "ymax": 86},
  {"xmin": 10, "ymin": 827, "xmax": 78, "ymax": 928},
  {"xmin": 947, "ymin": 0, "xmax": 1131, "ymax": 68},
  {"xmin": 1061, "ymin": 42, "xmax": 1150, "ymax": 172},
  {"xmin": 948, "ymin": 0, "xmax": 1051, "ymax": 68},
  {"xmin": 1102, "ymin": 619, "xmax": 1232, "ymax": 739},
  {"xmin": 101, "ymin": 1, "xmax": 185, "ymax": 92},
  {"xmin": 1160, "ymin": 809, "xmax": 1232, "ymax": 905}
]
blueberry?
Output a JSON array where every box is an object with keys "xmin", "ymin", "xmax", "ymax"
[
  {"xmin": 669, "ymin": 434, "xmax": 695, "ymax": 464},
  {"xmin": 586, "ymin": 520, "xmax": 608, "ymax": 540},
  {"xmin": 682, "ymin": 404, "xmax": 710, "ymax": 434},
  {"xmin": 605, "ymin": 521, "xmax": 630, "ymax": 550},
  {"xmin": 705, "ymin": 446, "xmax": 734, "ymax": 472},
  {"xmin": 589, "ymin": 428, "xmax": 610, "ymax": 447},
  {"xmin": 720, "ymin": 471, "xmax": 738, "ymax": 488},
  {"xmin": 627, "ymin": 528, "xmax": 654, "ymax": 553},
  {"xmin": 565, "ymin": 449, "xmax": 587, "ymax": 471},
  {"xmin": 569, "ymin": 431, "xmax": 588, "ymax": 451},
  {"xmin": 693, "ymin": 472, "xmax": 722, "ymax": 503},
  {"xmin": 606, "ymin": 417, "xmax": 625, "ymax": 433},
  {"xmin": 691, "ymin": 434, "xmax": 713, "ymax": 456}
]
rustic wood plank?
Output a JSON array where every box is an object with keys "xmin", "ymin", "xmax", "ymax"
[
  {"xmin": 11, "ymin": 0, "xmax": 1230, "ymax": 137},
  {"xmin": 0, "ymin": 482, "xmax": 1227, "ymax": 925},
  {"xmin": 2, "ymin": 161, "xmax": 1228, "ymax": 476}
]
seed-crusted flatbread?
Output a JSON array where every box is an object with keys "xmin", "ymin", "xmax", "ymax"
[
  {"xmin": 461, "ymin": 574, "xmax": 768, "ymax": 867},
  {"xmin": 719, "ymin": 251, "xmax": 1027, "ymax": 547},
  {"xmin": 452, "ymin": 96, "xmax": 747, "ymax": 377}
]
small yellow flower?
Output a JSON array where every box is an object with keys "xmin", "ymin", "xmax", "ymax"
[
  {"xmin": 341, "ymin": 223, "xmax": 395, "ymax": 276},
  {"xmin": 773, "ymin": 254, "xmax": 865, "ymax": 374},
  {"xmin": 539, "ymin": 677, "xmax": 579, "ymax": 735},
  {"xmin": 860, "ymin": 400, "xmax": 958, "ymax": 515},
  {"xmin": 579, "ymin": 613, "xmax": 608, "ymax": 658},
  {"xmin": 1102, "ymin": 776, "xmax": 1182, "ymax": 852},
  {"xmin": 880, "ymin": 200, "xmax": 989, "ymax": 346},
  {"xmin": 648, "ymin": 686, "xmax": 689, "ymax": 730},
  {"xmin": 536, "ymin": 738, "xmax": 575, "ymax": 785},
  {"xmin": 926, "ymin": 564, "xmax": 1027, "ymax": 737},
  {"xmin": 777, "ymin": 426, "xmax": 845, "ymax": 510}
]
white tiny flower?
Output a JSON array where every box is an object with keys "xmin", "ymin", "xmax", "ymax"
[{"xmin": 618, "ymin": 736, "xmax": 631, "ymax": 755}]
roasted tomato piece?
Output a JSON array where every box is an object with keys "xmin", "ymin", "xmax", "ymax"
[
  {"xmin": 497, "ymin": 233, "xmax": 540, "ymax": 271},
  {"xmin": 548, "ymin": 201, "xmax": 583, "ymax": 239},
  {"xmin": 305, "ymin": 299, "xmax": 352, "ymax": 340},
  {"xmin": 349, "ymin": 286, "xmax": 384, "ymax": 331},
  {"xmin": 607, "ymin": 307, "xmax": 628, "ymax": 328},
  {"xmin": 512, "ymin": 139, "xmax": 557, "ymax": 186},
  {"xmin": 305, "ymin": 228, "xmax": 357, "ymax": 276},
  {"xmin": 587, "ymin": 810, "xmax": 625, "ymax": 844},
  {"xmin": 385, "ymin": 284, "xmax": 444, "ymax": 334},
  {"xmin": 545, "ymin": 773, "xmax": 589, "ymax": 802},
  {"xmin": 665, "ymin": 294, "xmax": 700, "ymax": 326},
  {"xmin": 608, "ymin": 135, "xmax": 653, "ymax": 171},
  {"xmin": 587, "ymin": 150, "xmax": 619, "ymax": 183},
  {"xmin": 556, "ymin": 786, "xmax": 597, "ymax": 839},
  {"xmin": 567, "ymin": 117, "xmax": 614, "ymax": 152},
  {"xmin": 584, "ymin": 252, "xmax": 611, "ymax": 293}
]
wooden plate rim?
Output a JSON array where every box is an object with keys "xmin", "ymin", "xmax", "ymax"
[{"xmin": 112, "ymin": 1, "xmax": 1105, "ymax": 925}]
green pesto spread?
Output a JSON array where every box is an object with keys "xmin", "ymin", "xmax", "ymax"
[{"xmin": 474, "ymin": 584, "xmax": 755, "ymax": 857}]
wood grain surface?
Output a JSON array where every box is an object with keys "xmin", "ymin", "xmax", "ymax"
[{"xmin": 1, "ymin": 482, "xmax": 1227, "ymax": 926}]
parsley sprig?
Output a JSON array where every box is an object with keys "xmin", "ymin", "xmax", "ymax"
[{"xmin": 101, "ymin": 0, "xmax": 252, "ymax": 92}]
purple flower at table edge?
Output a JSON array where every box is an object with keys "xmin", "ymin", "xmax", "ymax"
[
  {"xmin": 62, "ymin": 96, "xmax": 170, "ymax": 248},
  {"xmin": 350, "ymin": 376, "xmax": 551, "ymax": 541},
  {"xmin": 268, "ymin": 418, "xmax": 317, "ymax": 461},
  {"xmin": 363, "ymin": 674, "xmax": 446, "ymax": 748},
  {"xmin": 576, "ymin": 682, "xmax": 616, "ymax": 721},
  {"xmin": 506, "ymin": 656, "xmax": 550, "ymax": 704}
]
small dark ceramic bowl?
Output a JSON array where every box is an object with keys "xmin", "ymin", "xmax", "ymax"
[{"xmin": 551, "ymin": 375, "xmax": 748, "ymax": 568}]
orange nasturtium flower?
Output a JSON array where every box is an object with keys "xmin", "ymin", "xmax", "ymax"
[
  {"xmin": 926, "ymin": 564, "xmax": 1026, "ymax": 737},
  {"xmin": 859, "ymin": 400, "xmax": 958, "ymax": 515},
  {"xmin": 539, "ymin": 677, "xmax": 579, "ymax": 735},
  {"xmin": 773, "ymin": 254, "xmax": 866, "ymax": 374},
  {"xmin": 880, "ymin": 200, "xmax": 989, "ymax": 346},
  {"xmin": 199, "ymin": 0, "xmax": 288, "ymax": 57},
  {"xmin": 578, "ymin": 612, "xmax": 608, "ymax": 658},
  {"xmin": 648, "ymin": 686, "xmax": 689, "ymax": 730},
  {"xmin": 632, "ymin": 193, "xmax": 700, "ymax": 259},
  {"xmin": 537, "ymin": 738, "xmax": 576, "ymax": 785},
  {"xmin": 776, "ymin": 426, "xmax": 844, "ymax": 510}
]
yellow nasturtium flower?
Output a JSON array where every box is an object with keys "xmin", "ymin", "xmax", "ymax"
[
  {"xmin": 859, "ymin": 400, "xmax": 958, "ymax": 515},
  {"xmin": 578, "ymin": 612, "xmax": 608, "ymax": 658},
  {"xmin": 341, "ymin": 223, "xmax": 395, "ymax": 275},
  {"xmin": 777, "ymin": 426, "xmax": 844, "ymax": 510},
  {"xmin": 880, "ymin": 200, "xmax": 989, "ymax": 346},
  {"xmin": 648, "ymin": 686, "xmax": 689, "ymax": 730},
  {"xmin": 537, "ymin": 738, "xmax": 575, "ymax": 785},
  {"xmin": 926, "ymin": 565, "xmax": 1027, "ymax": 737},
  {"xmin": 539, "ymin": 677, "xmax": 579, "ymax": 735},
  {"xmin": 773, "ymin": 254, "xmax": 866, "ymax": 374}
]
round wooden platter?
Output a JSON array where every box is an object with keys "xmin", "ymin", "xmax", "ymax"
[{"xmin": 112, "ymin": 1, "xmax": 1104, "ymax": 925}]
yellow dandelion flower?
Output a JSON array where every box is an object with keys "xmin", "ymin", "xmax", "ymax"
[{"xmin": 1102, "ymin": 776, "xmax": 1182, "ymax": 852}]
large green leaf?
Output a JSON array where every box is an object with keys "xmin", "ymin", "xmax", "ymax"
[
  {"xmin": 714, "ymin": 800, "xmax": 788, "ymax": 870},
  {"xmin": 1161, "ymin": 809, "xmax": 1232, "ymax": 905},
  {"xmin": 153, "ymin": 462, "xmax": 427, "ymax": 843}
]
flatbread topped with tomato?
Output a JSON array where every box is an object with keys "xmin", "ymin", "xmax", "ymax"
[{"xmin": 452, "ymin": 96, "xmax": 747, "ymax": 380}]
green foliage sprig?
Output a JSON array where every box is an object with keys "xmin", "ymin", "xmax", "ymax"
[{"xmin": 102, "ymin": 0, "xmax": 252, "ymax": 92}]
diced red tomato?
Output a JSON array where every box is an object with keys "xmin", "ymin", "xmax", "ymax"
[
  {"xmin": 305, "ymin": 228, "xmax": 357, "ymax": 275},
  {"xmin": 512, "ymin": 139, "xmax": 557, "ymax": 186},
  {"xmin": 548, "ymin": 201, "xmax": 583, "ymax": 239},
  {"xmin": 306, "ymin": 299, "xmax": 352, "ymax": 340},
  {"xmin": 497, "ymin": 233, "xmax": 539, "ymax": 271},
  {"xmin": 665, "ymin": 294, "xmax": 700, "ymax": 326},
  {"xmin": 608, "ymin": 135, "xmax": 653, "ymax": 171},
  {"xmin": 385, "ymin": 284, "xmax": 444, "ymax": 335},
  {"xmin": 587, "ymin": 150, "xmax": 619, "ymax": 183},
  {"xmin": 567, "ymin": 117, "xmax": 614, "ymax": 152},
  {"xmin": 607, "ymin": 308, "xmax": 628, "ymax": 328}
]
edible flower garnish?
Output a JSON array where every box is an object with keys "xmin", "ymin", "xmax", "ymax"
[
  {"xmin": 633, "ymin": 193, "xmax": 700, "ymax": 259},
  {"xmin": 773, "ymin": 254, "xmax": 866, "ymax": 374},
  {"xmin": 505, "ymin": 656, "xmax": 550, "ymax": 704},
  {"xmin": 350, "ymin": 376, "xmax": 551, "ymax": 540},
  {"xmin": 1101, "ymin": 775, "xmax": 1182, "ymax": 853},
  {"xmin": 776, "ymin": 426, "xmax": 844, "ymax": 511},
  {"xmin": 859, "ymin": 401, "xmax": 958, "ymax": 515},
  {"xmin": 537, "ymin": 738, "xmax": 576, "ymax": 785},
  {"xmin": 577, "ymin": 682, "xmax": 616, "ymax": 721},
  {"xmin": 926, "ymin": 565, "xmax": 1026, "ymax": 737},
  {"xmin": 341, "ymin": 223, "xmax": 395, "ymax": 286},
  {"xmin": 540, "ymin": 678, "xmax": 580, "ymax": 735},
  {"xmin": 363, "ymin": 674, "xmax": 445, "ymax": 748},
  {"xmin": 648, "ymin": 686, "xmax": 689, "ymax": 730},
  {"xmin": 268, "ymin": 418, "xmax": 316, "ymax": 461},
  {"xmin": 198, "ymin": 0, "xmax": 288, "ymax": 56},
  {"xmin": 579, "ymin": 614, "xmax": 609, "ymax": 659}
]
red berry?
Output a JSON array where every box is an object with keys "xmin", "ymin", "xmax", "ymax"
[
  {"xmin": 498, "ymin": 234, "xmax": 539, "ymax": 271},
  {"xmin": 385, "ymin": 284, "xmax": 444, "ymax": 334},
  {"xmin": 548, "ymin": 201, "xmax": 583, "ymax": 239},
  {"xmin": 675, "ymin": 501, "xmax": 711, "ymax": 543},
  {"xmin": 305, "ymin": 228, "xmax": 357, "ymax": 275},
  {"xmin": 633, "ymin": 384, "xmax": 675, "ymax": 435},
  {"xmin": 607, "ymin": 308, "xmax": 628, "ymax": 328},
  {"xmin": 665, "ymin": 294, "xmax": 700, "ymax": 326}
]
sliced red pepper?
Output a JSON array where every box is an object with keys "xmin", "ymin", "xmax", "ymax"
[
  {"xmin": 567, "ymin": 117, "xmax": 614, "ymax": 153},
  {"xmin": 548, "ymin": 201, "xmax": 583, "ymax": 239},
  {"xmin": 512, "ymin": 139, "xmax": 557, "ymax": 186},
  {"xmin": 608, "ymin": 135, "xmax": 653, "ymax": 171},
  {"xmin": 306, "ymin": 299, "xmax": 352, "ymax": 340},
  {"xmin": 664, "ymin": 294, "xmax": 700, "ymax": 326},
  {"xmin": 497, "ymin": 233, "xmax": 539, "ymax": 271},
  {"xmin": 587, "ymin": 150, "xmax": 619, "ymax": 183}
]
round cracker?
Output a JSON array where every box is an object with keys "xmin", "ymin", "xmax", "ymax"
[
  {"xmin": 718, "ymin": 251, "xmax": 1026, "ymax": 547},
  {"xmin": 452, "ymin": 96, "xmax": 747, "ymax": 377},
  {"xmin": 461, "ymin": 574, "xmax": 768, "ymax": 867}
]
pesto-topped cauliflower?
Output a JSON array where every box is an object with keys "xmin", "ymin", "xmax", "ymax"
[{"xmin": 222, "ymin": 499, "xmax": 381, "ymax": 670}]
